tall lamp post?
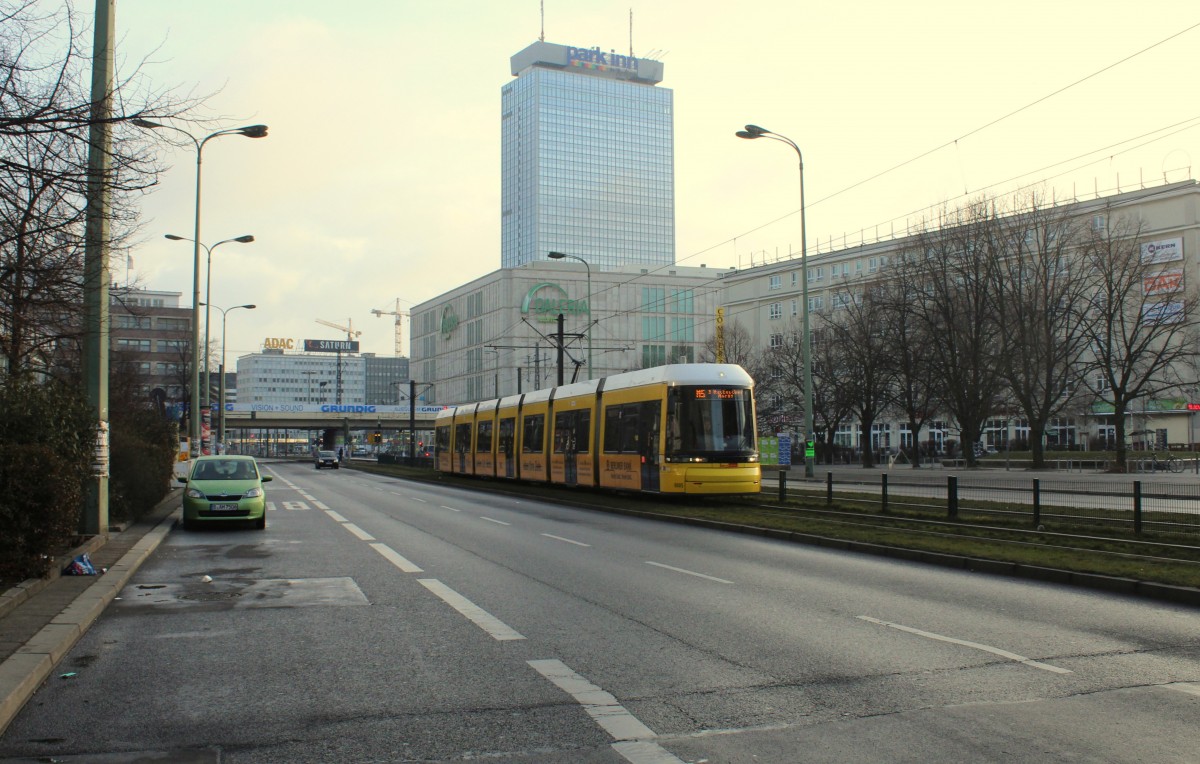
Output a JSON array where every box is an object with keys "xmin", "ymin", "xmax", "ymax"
[
  {"xmin": 132, "ymin": 119, "xmax": 268, "ymax": 457},
  {"xmin": 736, "ymin": 124, "xmax": 814, "ymax": 478},
  {"xmin": 547, "ymin": 251, "xmax": 592, "ymax": 379},
  {"xmin": 201, "ymin": 302, "xmax": 255, "ymax": 452},
  {"xmin": 166, "ymin": 233, "xmax": 255, "ymax": 414}
]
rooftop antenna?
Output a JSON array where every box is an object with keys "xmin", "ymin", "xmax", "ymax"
[
  {"xmin": 629, "ymin": 8, "xmax": 633, "ymax": 56},
  {"xmin": 539, "ymin": 0, "xmax": 544, "ymax": 41}
]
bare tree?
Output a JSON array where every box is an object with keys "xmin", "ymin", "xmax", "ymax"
[
  {"xmin": 1078, "ymin": 211, "xmax": 1200, "ymax": 472},
  {"xmin": 876, "ymin": 271, "xmax": 944, "ymax": 468},
  {"xmin": 0, "ymin": 0, "xmax": 202, "ymax": 378},
  {"xmin": 699, "ymin": 317, "xmax": 758, "ymax": 367},
  {"xmin": 902, "ymin": 199, "xmax": 1007, "ymax": 467},
  {"xmin": 821, "ymin": 285, "xmax": 895, "ymax": 468},
  {"xmin": 992, "ymin": 193, "xmax": 1093, "ymax": 468}
]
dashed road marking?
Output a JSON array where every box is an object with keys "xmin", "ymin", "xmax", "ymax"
[
  {"xmin": 324, "ymin": 510, "xmax": 348, "ymax": 523},
  {"xmin": 342, "ymin": 522, "xmax": 376, "ymax": 542},
  {"xmin": 857, "ymin": 615, "xmax": 1072, "ymax": 674},
  {"xmin": 370, "ymin": 543, "xmax": 423, "ymax": 573},
  {"xmin": 480, "ymin": 516, "xmax": 511, "ymax": 526},
  {"xmin": 542, "ymin": 533, "xmax": 591, "ymax": 547},
  {"xmin": 418, "ymin": 579, "xmax": 525, "ymax": 641},
  {"xmin": 645, "ymin": 561, "xmax": 733, "ymax": 585},
  {"xmin": 528, "ymin": 659, "xmax": 683, "ymax": 763}
]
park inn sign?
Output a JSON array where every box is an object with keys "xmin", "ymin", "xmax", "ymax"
[{"xmin": 520, "ymin": 282, "xmax": 589, "ymax": 323}]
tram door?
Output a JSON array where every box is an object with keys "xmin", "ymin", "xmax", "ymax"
[
  {"xmin": 498, "ymin": 417, "xmax": 516, "ymax": 478},
  {"xmin": 638, "ymin": 401, "xmax": 661, "ymax": 492}
]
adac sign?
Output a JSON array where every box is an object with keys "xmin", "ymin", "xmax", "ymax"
[{"xmin": 521, "ymin": 282, "xmax": 589, "ymax": 324}]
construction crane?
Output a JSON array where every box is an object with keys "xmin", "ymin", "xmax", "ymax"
[
  {"xmin": 315, "ymin": 318, "xmax": 361, "ymax": 341},
  {"xmin": 371, "ymin": 299, "xmax": 409, "ymax": 357},
  {"xmin": 313, "ymin": 318, "xmax": 360, "ymax": 407}
]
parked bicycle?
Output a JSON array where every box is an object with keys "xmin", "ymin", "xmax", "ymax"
[{"xmin": 1147, "ymin": 452, "xmax": 1184, "ymax": 473}]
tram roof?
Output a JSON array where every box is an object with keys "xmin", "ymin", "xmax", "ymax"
[{"xmin": 435, "ymin": 364, "xmax": 754, "ymax": 422}]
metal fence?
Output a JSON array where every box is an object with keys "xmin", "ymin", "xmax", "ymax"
[{"xmin": 776, "ymin": 471, "xmax": 1200, "ymax": 540}]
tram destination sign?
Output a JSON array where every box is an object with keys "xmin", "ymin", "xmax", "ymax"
[{"xmin": 304, "ymin": 338, "xmax": 360, "ymax": 353}]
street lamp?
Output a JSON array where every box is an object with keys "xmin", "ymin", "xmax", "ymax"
[
  {"xmin": 547, "ymin": 251, "xmax": 592, "ymax": 380},
  {"xmin": 201, "ymin": 302, "xmax": 255, "ymax": 451},
  {"xmin": 736, "ymin": 123, "xmax": 814, "ymax": 478},
  {"xmin": 133, "ymin": 118, "xmax": 268, "ymax": 457},
  {"xmin": 166, "ymin": 233, "xmax": 255, "ymax": 413}
]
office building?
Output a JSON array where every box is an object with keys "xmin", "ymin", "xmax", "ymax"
[
  {"xmin": 501, "ymin": 41, "xmax": 674, "ymax": 270},
  {"xmin": 410, "ymin": 262, "xmax": 722, "ymax": 405},
  {"xmin": 108, "ymin": 287, "xmax": 192, "ymax": 413}
]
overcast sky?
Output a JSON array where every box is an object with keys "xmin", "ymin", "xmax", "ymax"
[{"xmin": 113, "ymin": 1, "xmax": 1200, "ymax": 368}]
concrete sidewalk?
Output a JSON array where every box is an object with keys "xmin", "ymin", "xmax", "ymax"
[{"xmin": 0, "ymin": 491, "xmax": 180, "ymax": 736}]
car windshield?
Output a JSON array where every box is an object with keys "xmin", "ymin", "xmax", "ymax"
[
  {"xmin": 318, "ymin": 451, "xmax": 336, "ymax": 458},
  {"xmin": 193, "ymin": 460, "xmax": 257, "ymax": 481}
]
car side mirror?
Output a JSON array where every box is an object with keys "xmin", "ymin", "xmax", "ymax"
[{"xmin": 261, "ymin": 475, "xmax": 273, "ymax": 482}]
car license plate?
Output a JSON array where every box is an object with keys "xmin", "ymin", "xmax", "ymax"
[{"xmin": 210, "ymin": 503, "xmax": 240, "ymax": 513}]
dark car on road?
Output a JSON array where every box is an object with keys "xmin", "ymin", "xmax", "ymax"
[{"xmin": 315, "ymin": 450, "xmax": 340, "ymax": 469}]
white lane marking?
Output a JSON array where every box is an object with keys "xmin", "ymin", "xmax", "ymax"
[
  {"xmin": 1166, "ymin": 682, "xmax": 1200, "ymax": 697},
  {"xmin": 266, "ymin": 502, "xmax": 276, "ymax": 512},
  {"xmin": 418, "ymin": 579, "xmax": 525, "ymax": 641},
  {"xmin": 312, "ymin": 500, "xmax": 330, "ymax": 510},
  {"xmin": 542, "ymin": 533, "xmax": 591, "ymax": 547},
  {"xmin": 527, "ymin": 659, "xmax": 662, "ymax": 745},
  {"xmin": 411, "ymin": 497, "xmax": 428, "ymax": 503},
  {"xmin": 480, "ymin": 516, "xmax": 511, "ymax": 526},
  {"xmin": 645, "ymin": 561, "xmax": 733, "ymax": 585},
  {"xmin": 280, "ymin": 501, "xmax": 310, "ymax": 511},
  {"xmin": 370, "ymin": 543, "xmax": 423, "ymax": 573},
  {"xmin": 299, "ymin": 493, "xmax": 316, "ymax": 501},
  {"xmin": 610, "ymin": 741, "xmax": 686, "ymax": 764},
  {"xmin": 342, "ymin": 522, "xmax": 376, "ymax": 542},
  {"xmin": 857, "ymin": 616, "xmax": 1072, "ymax": 674},
  {"xmin": 324, "ymin": 510, "xmax": 348, "ymax": 523},
  {"xmin": 439, "ymin": 505, "xmax": 462, "ymax": 512}
]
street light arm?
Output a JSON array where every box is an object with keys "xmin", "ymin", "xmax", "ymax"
[{"xmin": 738, "ymin": 122, "xmax": 813, "ymax": 477}]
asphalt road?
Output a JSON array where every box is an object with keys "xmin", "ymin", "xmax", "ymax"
[{"xmin": 2, "ymin": 460, "xmax": 1199, "ymax": 762}]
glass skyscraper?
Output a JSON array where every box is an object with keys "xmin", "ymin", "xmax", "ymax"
[{"xmin": 501, "ymin": 41, "xmax": 675, "ymax": 270}]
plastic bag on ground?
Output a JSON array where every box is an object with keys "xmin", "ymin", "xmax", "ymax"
[{"xmin": 64, "ymin": 553, "xmax": 97, "ymax": 576}]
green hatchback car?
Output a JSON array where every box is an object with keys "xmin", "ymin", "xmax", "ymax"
[{"xmin": 177, "ymin": 455, "xmax": 272, "ymax": 530}]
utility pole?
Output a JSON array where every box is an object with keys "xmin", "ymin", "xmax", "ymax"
[
  {"xmin": 81, "ymin": 0, "xmax": 114, "ymax": 535},
  {"xmin": 556, "ymin": 314, "xmax": 565, "ymax": 386}
]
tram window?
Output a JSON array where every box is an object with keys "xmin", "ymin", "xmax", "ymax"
[
  {"xmin": 668, "ymin": 387, "xmax": 754, "ymax": 454},
  {"xmin": 498, "ymin": 418, "xmax": 515, "ymax": 456},
  {"xmin": 522, "ymin": 414, "xmax": 544, "ymax": 453},
  {"xmin": 603, "ymin": 404, "xmax": 640, "ymax": 454},
  {"xmin": 577, "ymin": 410, "xmax": 590, "ymax": 452},
  {"xmin": 454, "ymin": 423, "xmax": 471, "ymax": 452},
  {"xmin": 553, "ymin": 411, "xmax": 572, "ymax": 454},
  {"xmin": 477, "ymin": 420, "xmax": 493, "ymax": 452}
]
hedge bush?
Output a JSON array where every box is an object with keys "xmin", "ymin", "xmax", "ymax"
[{"xmin": 0, "ymin": 378, "xmax": 94, "ymax": 580}]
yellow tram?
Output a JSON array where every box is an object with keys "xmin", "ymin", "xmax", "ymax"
[{"xmin": 435, "ymin": 364, "xmax": 760, "ymax": 495}]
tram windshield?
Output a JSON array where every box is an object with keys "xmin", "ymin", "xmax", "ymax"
[{"xmin": 666, "ymin": 386, "xmax": 756, "ymax": 460}]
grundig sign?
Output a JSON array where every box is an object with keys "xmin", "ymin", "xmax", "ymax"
[{"xmin": 520, "ymin": 282, "xmax": 589, "ymax": 324}]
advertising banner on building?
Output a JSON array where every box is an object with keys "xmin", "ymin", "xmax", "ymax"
[
  {"xmin": 1143, "ymin": 267, "xmax": 1184, "ymax": 296},
  {"xmin": 1140, "ymin": 237, "xmax": 1183, "ymax": 265}
]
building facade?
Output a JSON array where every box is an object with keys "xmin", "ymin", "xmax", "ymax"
[
  {"xmin": 719, "ymin": 181, "xmax": 1200, "ymax": 454},
  {"xmin": 501, "ymin": 41, "xmax": 674, "ymax": 270},
  {"xmin": 109, "ymin": 287, "xmax": 192, "ymax": 412},
  {"xmin": 236, "ymin": 349, "xmax": 365, "ymax": 407},
  {"xmin": 409, "ymin": 262, "xmax": 723, "ymax": 405}
]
